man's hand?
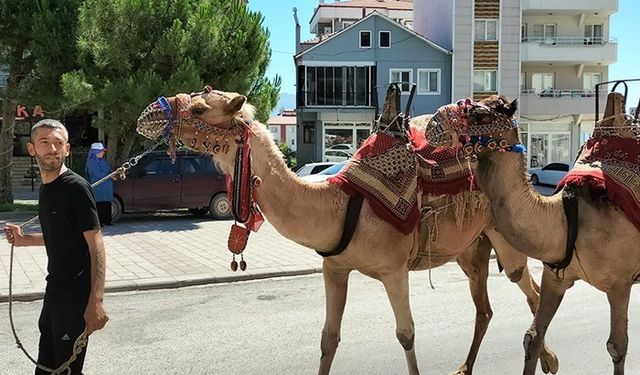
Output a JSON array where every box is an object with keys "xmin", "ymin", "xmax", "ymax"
[
  {"xmin": 84, "ymin": 299, "xmax": 108, "ymax": 335},
  {"xmin": 4, "ymin": 224, "xmax": 24, "ymax": 246}
]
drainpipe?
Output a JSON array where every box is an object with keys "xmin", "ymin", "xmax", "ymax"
[{"xmin": 293, "ymin": 7, "xmax": 301, "ymax": 54}]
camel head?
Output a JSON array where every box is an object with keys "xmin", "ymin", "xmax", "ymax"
[
  {"xmin": 136, "ymin": 86, "xmax": 256, "ymax": 172},
  {"xmin": 425, "ymin": 95, "xmax": 523, "ymax": 157}
]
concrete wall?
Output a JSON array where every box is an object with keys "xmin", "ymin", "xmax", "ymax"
[
  {"xmin": 453, "ymin": 0, "xmax": 474, "ymax": 100},
  {"xmin": 499, "ymin": 0, "xmax": 522, "ymax": 100}
]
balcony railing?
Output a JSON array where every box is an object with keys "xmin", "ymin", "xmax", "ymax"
[
  {"xmin": 521, "ymin": 37, "xmax": 617, "ymax": 46},
  {"xmin": 298, "ymin": 91, "xmax": 374, "ymax": 107},
  {"xmin": 520, "ymin": 88, "xmax": 600, "ymax": 98}
]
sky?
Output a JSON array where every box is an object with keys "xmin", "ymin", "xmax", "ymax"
[{"xmin": 249, "ymin": 0, "xmax": 639, "ymax": 113}]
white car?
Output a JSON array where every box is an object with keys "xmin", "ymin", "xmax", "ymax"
[
  {"xmin": 328, "ymin": 143, "xmax": 356, "ymax": 154},
  {"xmin": 295, "ymin": 162, "xmax": 336, "ymax": 177},
  {"xmin": 528, "ymin": 162, "xmax": 570, "ymax": 186},
  {"xmin": 324, "ymin": 150, "xmax": 352, "ymax": 162},
  {"xmin": 301, "ymin": 161, "xmax": 348, "ymax": 183}
]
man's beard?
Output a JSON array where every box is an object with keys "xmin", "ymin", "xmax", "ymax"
[{"xmin": 33, "ymin": 150, "xmax": 65, "ymax": 172}]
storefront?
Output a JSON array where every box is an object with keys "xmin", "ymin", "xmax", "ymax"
[
  {"xmin": 323, "ymin": 121, "xmax": 371, "ymax": 161},
  {"xmin": 520, "ymin": 122, "xmax": 571, "ymax": 168}
]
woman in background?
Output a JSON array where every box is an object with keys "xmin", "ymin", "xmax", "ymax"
[{"xmin": 86, "ymin": 142, "xmax": 114, "ymax": 226}]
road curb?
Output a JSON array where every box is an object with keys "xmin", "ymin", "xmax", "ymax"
[{"xmin": 1, "ymin": 267, "xmax": 323, "ymax": 303}]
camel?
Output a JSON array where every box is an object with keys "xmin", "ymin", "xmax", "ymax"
[
  {"xmin": 135, "ymin": 87, "xmax": 558, "ymax": 375},
  {"xmin": 423, "ymin": 94, "xmax": 640, "ymax": 375}
]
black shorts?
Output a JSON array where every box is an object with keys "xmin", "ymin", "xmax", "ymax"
[{"xmin": 36, "ymin": 282, "xmax": 90, "ymax": 375}]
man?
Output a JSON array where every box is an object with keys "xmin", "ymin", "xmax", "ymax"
[{"xmin": 3, "ymin": 119, "xmax": 108, "ymax": 374}]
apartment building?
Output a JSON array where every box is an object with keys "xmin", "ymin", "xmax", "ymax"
[
  {"xmin": 414, "ymin": 0, "xmax": 618, "ymax": 167},
  {"xmin": 294, "ymin": 1, "xmax": 453, "ymax": 165}
]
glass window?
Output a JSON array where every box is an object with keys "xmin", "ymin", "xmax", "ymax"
[
  {"xmin": 390, "ymin": 69, "xmax": 412, "ymax": 93},
  {"xmin": 360, "ymin": 30, "xmax": 371, "ymax": 48},
  {"xmin": 583, "ymin": 73, "xmax": 601, "ymax": 91},
  {"xmin": 379, "ymin": 31, "xmax": 390, "ymax": 48},
  {"xmin": 142, "ymin": 158, "xmax": 175, "ymax": 176},
  {"xmin": 532, "ymin": 73, "xmax": 554, "ymax": 94},
  {"xmin": 473, "ymin": 70, "xmax": 496, "ymax": 92},
  {"xmin": 550, "ymin": 134, "xmax": 570, "ymax": 164},
  {"xmin": 417, "ymin": 69, "xmax": 440, "ymax": 95},
  {"xmin": 529, "ymin": 134, "xmax": 548, "ymax": 168},
  {"xmin": 474, "ymin": 19, "xmax": 498, "ymax": 41}
]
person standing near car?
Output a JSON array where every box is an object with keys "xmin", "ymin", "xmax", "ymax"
[
  {"xmin": 86, "ymin": 142, "xmax": 114, "ymax": 226},
  {"xmin": 3, "ymin": 119, "xmax": 108, "ymax": 374}
]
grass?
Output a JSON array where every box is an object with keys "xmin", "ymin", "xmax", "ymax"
[{"xmin": 0, "ymin": 203, "xmax": 39, "ymax": 212}]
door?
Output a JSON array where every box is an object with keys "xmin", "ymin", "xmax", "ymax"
[
  {"xmin": 132, "ymin": 156, "xmax": 181, "ymax": 210},
  {"xmin": 532, "ymin": 73, "xmax": 554, "ymax": 95},
  {"xmin": 180, "ymin": 155, "xmax": 225, "ymax": 207}
]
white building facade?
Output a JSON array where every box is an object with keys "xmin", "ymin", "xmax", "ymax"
[{"xmin": 414, "ymin": 0, "xmax": 618, "ymax": 167}]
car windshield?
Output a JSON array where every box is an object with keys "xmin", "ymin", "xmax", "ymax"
[{"xmin": 320, "ymin": 161, "xmax": 348, "ymax": 175}]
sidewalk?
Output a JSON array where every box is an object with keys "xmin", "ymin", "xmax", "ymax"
[{"xmin": 0, "ymin": 212, "xmax": 322, "ymax": 302}]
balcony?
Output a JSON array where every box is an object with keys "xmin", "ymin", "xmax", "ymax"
[
  {"xmin": 522, "ymin": 0, "xmax": 618, "ymax": 15},
  {"xmin": 519, "ymin": 89, "xmax": 606, "ymax": 116},
  {"xmin": 521, "ymin": 37, "xmax": 617, "ymax": 65}
]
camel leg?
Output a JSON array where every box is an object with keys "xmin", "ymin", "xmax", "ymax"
[
  {"xmin": 318, "ymin": 263, "xmax": 351, "ymax": 375},
  {"xmin": 522, "ymin": 268, "xmax": 572, "ymax": 375},
  {"xmin": 381, "ymin": 270, "xmax": 420, "ymax": 375},
  {"xmin": 450, "ymin": 236, "xmax": 492, "ymax": 375},
  {"xmin": 485, "ymin": 228, "xmax": 559, "ymax": 374},
  {"xmin": 606, "ymin": 283, "xmax": 631, "ymax": 375}
]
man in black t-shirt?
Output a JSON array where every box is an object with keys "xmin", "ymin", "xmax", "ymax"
[{"xmin": 4, "ymin": 119, "xmax": 108, "ymax": 374}]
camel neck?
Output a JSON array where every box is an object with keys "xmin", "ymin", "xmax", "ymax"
[
  {"xmin": 475, "ymin": 151, "xmax": 567, "ymax": 261},
  {"xmin": 243, "ymin": 127, "xmax": 347, "ymax": 252}
]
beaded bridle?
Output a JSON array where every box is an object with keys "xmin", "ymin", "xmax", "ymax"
[
  {"xmin": 426, "ymin": 98, "xmax": 525, "ymax": 156},
  {"xmin": 137, "ymin": 87, "xmax": 263, "ymax": 271}
]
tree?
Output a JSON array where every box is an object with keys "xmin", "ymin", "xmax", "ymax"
[
  {"xmin": 62, "ymin": 0, "xmax": 280, "ymax": 165},
  {"xmin": 0, "ymin": 0, "xmax": 81, "ymax": 204}
]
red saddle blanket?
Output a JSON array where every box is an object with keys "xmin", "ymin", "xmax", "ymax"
[
  {"xmin": 558, "ymin": 136, "xmax": 640, "ymax": 231},
  {"xmin": 328, "ymin": 128, "xmax": 478, "ymax": 235}
]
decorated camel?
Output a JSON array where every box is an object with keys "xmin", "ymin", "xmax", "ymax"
[
  {"xmin": 423, "ymin": 92, "xmax": 640, "ymax": 375},
  {"xmin": 135, "ymin": 86, "xmax": 558, "ymax": 375}
]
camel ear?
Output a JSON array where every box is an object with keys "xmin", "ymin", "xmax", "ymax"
[
  {"xmin": 226, "ymin": 95, "xmax": 247, "ymax": 114},
  {"xmin": 508, "ymin": 98, "xmax": 518, "ymax": 116}
]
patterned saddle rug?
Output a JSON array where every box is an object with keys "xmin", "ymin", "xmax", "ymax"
[
  {"xmin": 558, "ymin": 136, "xmax": 640, "ymax": 231},
  {"xmin": 328, "ymin": 125, "xmax": 479, "ymax": 235}
]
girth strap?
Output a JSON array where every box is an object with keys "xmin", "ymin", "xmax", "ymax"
[
  {"xmin": 544, "ymin": 184, "xmax": 579, "ymax": 274},
  {"xmin": 317, "ymin": 194, "xmax": 364, "ymax": 257}
]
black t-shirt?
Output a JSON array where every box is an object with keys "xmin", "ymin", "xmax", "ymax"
[{"xmin": 38, "ymin": 169, "xmax": 100, "ymax": 292}]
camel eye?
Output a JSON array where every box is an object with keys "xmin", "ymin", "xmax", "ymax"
[{"xmin": 192, "ymin": 106, "xmax": 206, "ymax": 116}]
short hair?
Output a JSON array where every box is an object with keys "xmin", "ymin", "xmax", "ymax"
[{"xmin": 30, "ymin": 119, "xmax": 69, "ymax": 141}]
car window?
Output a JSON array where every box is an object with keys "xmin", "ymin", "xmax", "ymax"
[
  {"xmin": 561, "ymin": 163, "xmax": 569, "ymax": 172},
  {"xmin": 311, "ymin": 165, "xmax": 331, "ymax": 174},
  {"xmin": 182, "ymin": 156, "xmax": 220, "ymax": 176},
  {"xmin": 141, "ymin": 158, "xmax": 176, "ymax": 176}
]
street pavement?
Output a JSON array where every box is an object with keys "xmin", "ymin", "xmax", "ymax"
[
  {"xmin": 1, "ymin": 184, "xmax": 556, "ymax": 302},
  {"xmin": 0, "ymin": 211, "xmax": 322, "ymax": 302}
]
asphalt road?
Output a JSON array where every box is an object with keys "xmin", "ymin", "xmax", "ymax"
[{"xmin": 1, "ymin": 260, "xmax": 639, "ymax": 375}]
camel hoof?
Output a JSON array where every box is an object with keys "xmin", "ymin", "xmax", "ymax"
[
  {"xmin": 448, "ymin": 364, "xmax": 469, "ymax": 375},
  {"xmin": 540, "ymin": 351, "xmax": 559, "ymax": 374}
]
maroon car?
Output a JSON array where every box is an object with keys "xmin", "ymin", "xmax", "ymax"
[{"xmin": 111, "ymin": 151, "xmax": 231, "ymax": 222}]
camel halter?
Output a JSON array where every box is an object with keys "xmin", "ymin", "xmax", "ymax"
[
  {"xmin": 427, "ymin": 99, "xmax": 526, "ymax": 157},
  {"xmin": 143, "ymin": 89, "xmax": 264, "ymax": 272}
]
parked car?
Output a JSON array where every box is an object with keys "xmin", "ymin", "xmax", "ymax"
[
  {"xmin": 327, "ymin": 143, "xmax": 356, "ymax": 154},
  {"xmin": 301, "ymin": 161, "xmax": 348, "ymax": 183},
  {"xmin": 295, "ymin": 162, "xmax": 337, "ymax": 177},
  {"xmin": 111, "ymin": 151, "xmax": 231, "ymax": 222},
  {"xmin": 324, "ymin": 149, "xmax": 352, "ymax": 162},
  {"xmin": 528, "ymin": 162, "xmax": 570, "ymax": 186}
]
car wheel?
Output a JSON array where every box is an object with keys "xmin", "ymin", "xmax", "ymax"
[
  {"xmin": 530, "ymin": 174, "xmax": 539, "ymax": 185},
  {"xmin": 111, "ymin": 198, "xmax": 123, "ymax": 223},
  {"xmin": 188, "ymin": 208, "xmax": 208, "ymax": 216},
  {"xmin": 209, "ymin": 193, "xmax": 232, "ymax": 220}
]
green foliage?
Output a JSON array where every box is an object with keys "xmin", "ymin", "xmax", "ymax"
[
  {"xmin": 278, "ymin": 142, "xmax": 297, "ymax": 169},
  {"xmin": 63, "ymin": 0, "xmax": 278, "ymax": 160},
  {"xmin": 250, "ymin": 75, "xmax": 281, "ymax": 123},
  {"xmin": 0, "ymin": 203, "xmax": 39, "ymax": 212}
]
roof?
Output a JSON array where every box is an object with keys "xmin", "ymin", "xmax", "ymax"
[
  {"xmin": 267, "ymin": 111, "xmax": 297, "ymax": 125},
  {"xmin": 296, "ymin": 11, "xmax": 451, "ymax": 59},
  {"xmin": 317, "ymin": 0, "xmax": 412, "ymax": 10}
]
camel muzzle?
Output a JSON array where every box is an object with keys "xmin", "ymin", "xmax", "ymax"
[{"xmin": 137, "ymin": 97, "xmax": 174, "ymax": 140}]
